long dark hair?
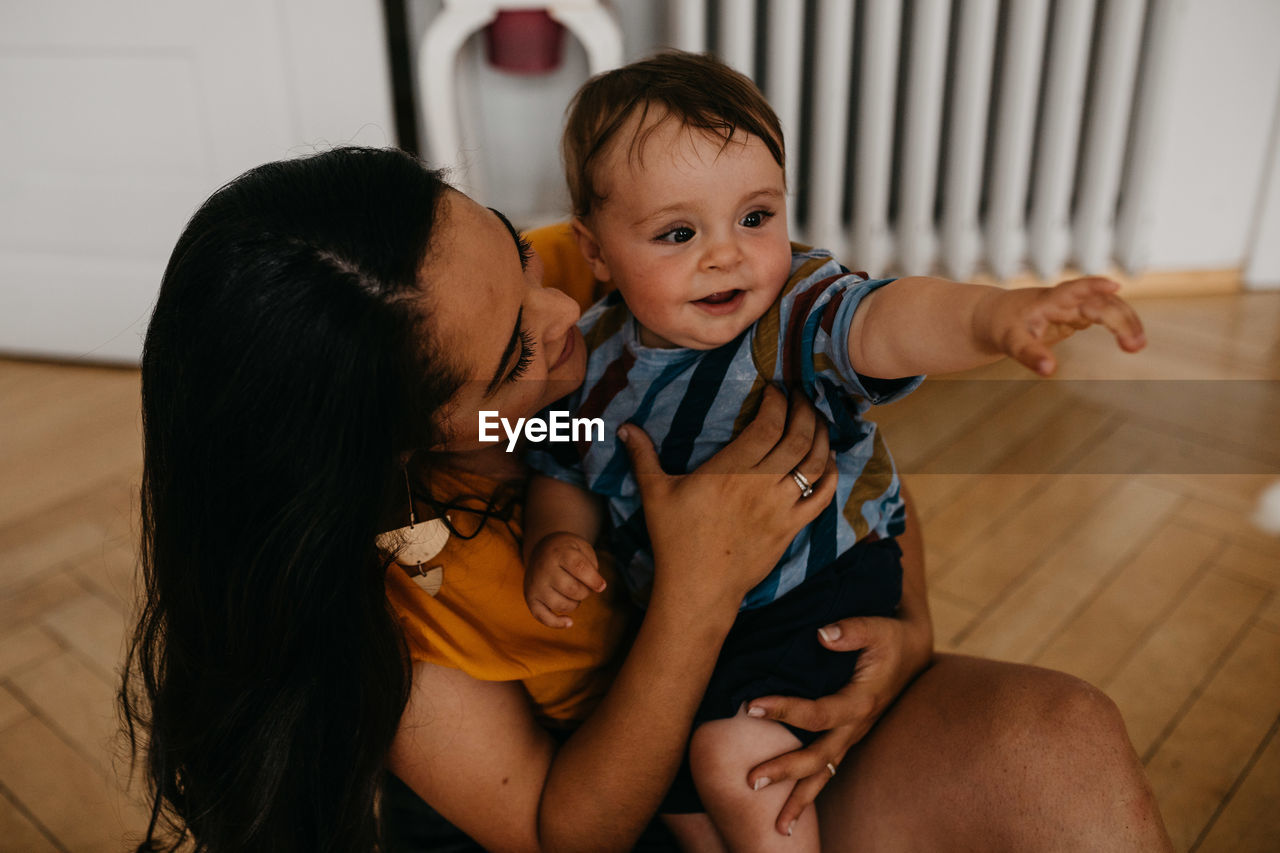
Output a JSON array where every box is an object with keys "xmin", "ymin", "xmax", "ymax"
[{"xmin": 120, "ymin": 147, "xmax": 459, "ymax": 851}]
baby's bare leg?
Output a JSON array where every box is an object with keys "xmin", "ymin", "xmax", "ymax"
[{"xmin": 690, "ymin": 708, "xmax": 820, "ymax": 852}]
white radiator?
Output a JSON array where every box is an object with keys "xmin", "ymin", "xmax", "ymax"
[{"xmin": 671, "ymin": 0, "xmax": 1177, "ymax": 282}]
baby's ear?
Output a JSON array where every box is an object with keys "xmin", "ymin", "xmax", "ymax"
[{"xmin": 571, "ymin": 217, "xmax": 612, "ymax": 282}]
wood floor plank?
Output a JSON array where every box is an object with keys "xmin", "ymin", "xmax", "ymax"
[
  {"xmin": 1105, "ymin": 571, "xmax": 1269, "ymax": 756},
  {"xmin": 69, "ymin": 536, "xmax": 140, "ymax": 615},
  {"xmin": 1195, "ymin": 715, "xmax": 1280, "ymax": 853},
  {"xmin": 0, "ymin": 792, "xmax": 61, "ymax": 853},
  {"xmin": 926, "ymin": 591, "xmax": 979, "ymax": 651},
  {"xmin": 1143, "ymin": 625, "xmax": 1280, "ymax": 851},
  {"xmin": 866, "ymin": 379, "xmax": 1029, "ymax": 472},
  {"xmin": 912, "ymin": 382, "xmax": 1100, "ymax": 475},
  {"xmin": 40, "ymin": 594, "xmax": 127, "ymax": 683},
  {"xmin": 919, "ymin": 475, "xmax": 1044, "ymax": 561},
  {"xmin": 0, "ymin": 520, "xmax": 109, "ymax": 594},
  {"xmin": 0, "ymin": 572, "xmax": 83, "ymax": 642},
  {"xmin": 0, "ymin": 625, "xmax": 61, "ymax": 678},
  {"xmin": 1259, "ymin": 593, "xmax": 1280, "ymax": 635},
  {"xmin": 0, "ymin": 715, "xmax": 149, "ymax": 852},
  {"xmin": 954, "ymin": 480, "xmax": 1180, "ymax": 661},
  {"xmin": 1173, "ymin": 496, "xmax": 1280, "ymax": 559},
  {"xmin": 1065, "ymin": 419, "xmax": 1279, "ymax": 477},
  {"xmin": 1033, "ymin": 523, "xmax": 1221, "ymax": 686},
  {"xmin": 1139, "ymin": 474, "xmax": 1280, "ymax": 518},
  {"xmin": 932, "ymin": 476, "xmax": 1120, "ymax": 606},
  {"xmin": 0, "ymin": 684, "xmax": 30, "ymax": 731},
  {"xmin": 1210, "ymin": 542, "xmax": 1279, "ymax": 591},
  {"xmin": 9, "ymin": 652, "xmax": 120, "ymax": 776},
  {"xmin": 898, "ymin": 474, "xmax": 970, "ymax": 523}
]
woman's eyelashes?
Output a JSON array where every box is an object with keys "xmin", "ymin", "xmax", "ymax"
[
  {"xmin": 517, "ymin": 233, "xmax": 535, "ymax": 270},
  {"xmin": 506, "ymin": 327, "xmax": 536, "ymax": 383}
]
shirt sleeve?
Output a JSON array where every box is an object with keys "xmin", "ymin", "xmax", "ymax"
[{"xmin": 777, "ymin": 251, "xmax": 924, "ymax": 409}]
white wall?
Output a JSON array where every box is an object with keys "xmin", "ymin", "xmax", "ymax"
[
  {"xmin": 0, "ymin": 0, "xmax": 394, "ymax": 363},
  {"xmin": 1139, "ymin": 0, "xmax": 1280, "ymax": 279}
]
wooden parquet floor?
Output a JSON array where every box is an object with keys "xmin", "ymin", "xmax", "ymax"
[{"xmin": 0, "ymin": 291, "xmax": 1277, "ymax": 851}]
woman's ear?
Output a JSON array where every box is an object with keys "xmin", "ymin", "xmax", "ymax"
[{"xmin": 571, "ymin": 218, "xmax": 612, "ymax": 282}]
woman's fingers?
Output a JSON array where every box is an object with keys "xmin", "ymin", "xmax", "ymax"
[
  {"xmin": 740, "ymin": 726, "xmax": 858, "ymax": 835},
  {"xmin": 791, "ymin": 412, "xmax": 831, "ymax": 488},
  {"xmin": 748, "ymin": 691, "xmax": 874, "ymax": 737},
  {"xmin": 616, "ymin": 423, "xmax": 669, "ymax": 500},
  {"xmin": 774, "ymin": 770, "xmax": 834, "ymax": 837},
  {"xmin": 759, "ymin": 389, "xmax": 819, "ymax": 476},
  {"xmin": 724, "ymin": 385, "xmax": 790, "ymax": 469},
  {"xmin": 788, "ymin": 450, "xmax": 838, "ymax": 524}
]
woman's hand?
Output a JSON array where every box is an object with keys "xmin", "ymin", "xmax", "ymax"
[
  {"xmin": 743, "ymin": 610, "xmax": 935, "ymax": 834},
  {"xmin": 618, "ymin": 385, "xmax": 837, "ymax": 616},
  {"xmin": 739, "ymin": 485, "xmax": 935, "ymax": 835}
]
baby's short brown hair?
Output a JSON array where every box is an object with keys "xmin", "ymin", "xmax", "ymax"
[{"xmin": 562, "ymin": 51, "xmax": 785, "ymax": 218}]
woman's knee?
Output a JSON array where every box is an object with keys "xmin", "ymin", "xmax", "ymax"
[{"xmin": 991, "ymin": 667, "xmax": 1171, "ymax": 848}]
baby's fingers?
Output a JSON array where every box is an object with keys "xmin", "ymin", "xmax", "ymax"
[
  {"xmin": 529, "ymin": 598, "xmax": 574, "ymax": 629},
  {"xmin": 563, "ymin": 550, "xmax": 607, "ymax": 593},
  {"xmin": 1051, "ymin": 278, "xmax": 1146, "ymax": 351},
  {"xmin": 1083, "ymin": 293, "xmax": 1146, "ymax": 352},
  {"xmin": 1003, "ymin": 322, "xmax": 1058, "ymax": 376},
  {"xmin": 552, "ymin": 564, "xmax": 602, "ymax": 602}
]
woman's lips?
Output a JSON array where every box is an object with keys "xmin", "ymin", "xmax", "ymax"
[
  {"xmin": 692, "ymin": 289, "xmax": 745, "ymax": 315},
  {"xmin": 550, "ymin": 326, "xmax": 578, "ymax": 371}
]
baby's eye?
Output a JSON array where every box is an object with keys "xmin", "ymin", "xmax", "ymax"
[
  {"xmin": 656, "ymin": 226, "xmax": 696, "ymax": 244},
  {"xmin": 741, "ymin": 210, "xmax": 774, "ymax": 228}
]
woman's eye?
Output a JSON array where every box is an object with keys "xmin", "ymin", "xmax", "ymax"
[
  {"xmin": 517, "ymin": 234, "xmax": 535, "ymax": 270},
  {"xmin": 506, "ymin": 328, "xmax": 536, "ymax": 384},
  {"xmin": 741, "ymin": 210, "xmax": 774, "ymax": 228},
  {"xmin": 657, "ymin": 226, "xmax": 696, "ymax": 244}
]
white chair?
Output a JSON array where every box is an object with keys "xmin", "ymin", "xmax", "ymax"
[{"xmin": 418, "ymin": 0, "xmax": 623, "ymax": 199}]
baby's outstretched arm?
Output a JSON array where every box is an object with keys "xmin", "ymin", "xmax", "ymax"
[
  {"xmin": 523, "ymin": 474, "xmax": 607, "ymax": 628},
  {"xmin": 848, "ymin": 275, "xmax": 1146, "ymax": 378}
]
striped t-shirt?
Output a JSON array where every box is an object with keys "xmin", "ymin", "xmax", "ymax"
[{"xmin": 526, "ymin": 246, "xmax": 922, "ymax": 610}]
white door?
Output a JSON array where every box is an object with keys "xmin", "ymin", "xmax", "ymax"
[{"xmin": 0, "ymin": 0, "xmax": 395, "ymax": 363}]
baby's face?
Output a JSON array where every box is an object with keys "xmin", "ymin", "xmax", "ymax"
[{"xmin": 582, "ymin": 117, "xmax": 792, "ymax": 350}]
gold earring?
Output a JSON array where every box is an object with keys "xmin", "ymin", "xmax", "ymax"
[{"xmin": 376, "ymin": 466, "xmax": 448, "ymax": 595}]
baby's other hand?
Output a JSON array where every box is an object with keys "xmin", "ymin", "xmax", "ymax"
[
  {"xmin": 982, "ymin": 277, "xmax": 1146, "ymax": 376},
  {"xmin": 524, "ymin": 532, "xmax": 606, "ymax": 629}
]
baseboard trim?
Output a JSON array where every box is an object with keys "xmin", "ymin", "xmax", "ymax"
[{"xmin": 969, "ymin": 267, "xmax": 1242, "ymax": 297}]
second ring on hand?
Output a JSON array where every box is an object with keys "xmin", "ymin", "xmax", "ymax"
[{"xmin": 790, "ymin": 468, "xmax": 814, "ymax": 499}]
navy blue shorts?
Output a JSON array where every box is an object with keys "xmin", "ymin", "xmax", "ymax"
[{"xmin": 661, "ymin": 537, "xmax": 904, "ymax": 813}]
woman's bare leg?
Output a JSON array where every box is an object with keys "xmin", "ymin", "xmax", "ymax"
[{"xmin": 815, "ymin": 654, "xmax": 1173, "ymax": 852}]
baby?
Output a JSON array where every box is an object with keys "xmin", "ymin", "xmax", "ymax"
[{"xmin": 522, "ymin": 51, "xmax": 1145, "ymax": 852}]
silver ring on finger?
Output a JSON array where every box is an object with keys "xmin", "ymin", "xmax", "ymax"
[
  {"xmin": 790, "ymin": 468, "xmax": 814, "ymax": 499},
  {"xmin": 826, "ymin": 762, "xmax": 837, "ymax": 777}
]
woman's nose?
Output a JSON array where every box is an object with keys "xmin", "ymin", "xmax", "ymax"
[{"xmin": 533, "ymin": 282, "xmax": 581, "ymax": 343}]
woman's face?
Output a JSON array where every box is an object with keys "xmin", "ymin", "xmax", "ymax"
[{"xmin": 426, "ymin": 192, "xmax": 587, "ymax": 453}]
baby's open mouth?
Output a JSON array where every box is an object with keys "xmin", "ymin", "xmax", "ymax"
[{"xmin": 695, "ymin": 290, "xmax": 741, "ymax": 305}]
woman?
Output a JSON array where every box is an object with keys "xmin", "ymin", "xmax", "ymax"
[{"xmin": 121, "ymin": 147, "xmax": 1171, "ymax": 852}]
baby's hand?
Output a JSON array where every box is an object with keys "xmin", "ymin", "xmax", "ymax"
[
  {"xmin": 524, "ymin": 532, "xmax": 607, "ymax": 628},
  {"xmin": 980, "ymin": 276, "xmax": 1146, "ymax": 376}
]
